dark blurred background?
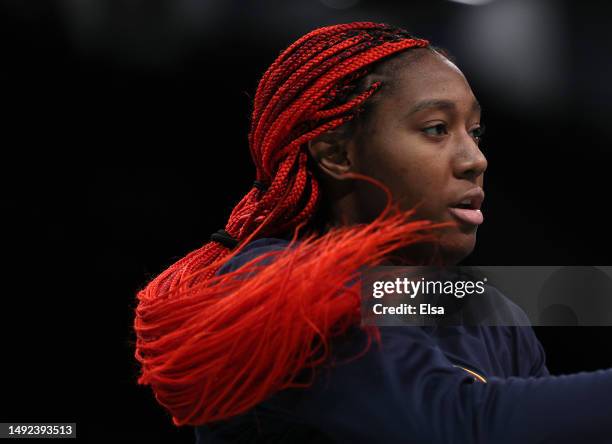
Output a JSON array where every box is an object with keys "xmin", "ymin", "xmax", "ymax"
[{"xmin": 2, "ymin": 0, "xmax": 611, "ymax": 442}]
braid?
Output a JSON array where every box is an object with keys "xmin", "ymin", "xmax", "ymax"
[
  {"xmin": 245, "ymin": 22, "xmax": 427, "ymax": 237},
  {"xmin": 134, "ymin": 22, "xmax": 450, "ymax": 427}
]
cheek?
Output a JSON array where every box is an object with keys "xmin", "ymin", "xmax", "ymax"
[
  {"xmin": 388, "ymin": 153, "xmax": 449, "ymax": 214},
  {"xmin": 354, "ymin": 132, "xmax": 450, "ymax": 217},
  {"xmin": 362, "ymin": 133, "xmax": 428, "ymax": 177}
]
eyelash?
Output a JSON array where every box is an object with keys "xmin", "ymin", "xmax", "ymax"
[{"xmin": 422, "ymin": 123, "xmax": 486, "ymax": 144}]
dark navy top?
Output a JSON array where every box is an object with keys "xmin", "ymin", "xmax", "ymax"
[{"xmin": 194, "ymin": 238, "xmax": 612, "ymax": 444}]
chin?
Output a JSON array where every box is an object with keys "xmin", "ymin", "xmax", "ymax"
[{"xmin": 438, "ymin": 230, "xmax": 477, "ymax": 265}]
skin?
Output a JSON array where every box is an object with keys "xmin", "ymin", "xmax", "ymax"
[{"xmin": 308, "ymin": 48, "xmax": 488, "ymax": 265}]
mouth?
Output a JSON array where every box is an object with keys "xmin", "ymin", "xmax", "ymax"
[{"xmin": 448, "ymin": 188, "xmax": 485, "ymax": 226}]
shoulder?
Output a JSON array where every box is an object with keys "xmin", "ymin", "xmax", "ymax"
[
  {"xmin": 216, "ymin": 237, "xmax": 293, "ymax": 276},
  {"xmin": 458, "ymin": 283, "xmax": 549, "ymax": 377},
  {"xmin": 481, "ymin": 285, "xmax": 550, "ymax": 377},
  {"xmin": 480, "ymin": 284, "xmax": 532, "ymax": 326}
]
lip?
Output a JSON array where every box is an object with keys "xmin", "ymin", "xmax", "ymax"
[{"xmin": 448, "ymin": 187, "xmax": 485, "ymax": 226}]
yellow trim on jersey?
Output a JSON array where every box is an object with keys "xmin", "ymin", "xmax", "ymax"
[{"xmin": 453, "ymin": 365, "xmax": 488, "ymax": 383}]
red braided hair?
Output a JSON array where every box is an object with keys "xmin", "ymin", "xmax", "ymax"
[{"xmin": 134, "ymin": 22, "xmax": 455, "ymax": 426}]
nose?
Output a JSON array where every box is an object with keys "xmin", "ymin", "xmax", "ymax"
[{"xmin": 453, "ymin": 137, "xmax": 488, "ymax": 182}]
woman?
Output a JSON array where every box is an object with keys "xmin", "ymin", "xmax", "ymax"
[{"xmin": 134, "ymin": 22, "xmax": 612, "ymax": 443}]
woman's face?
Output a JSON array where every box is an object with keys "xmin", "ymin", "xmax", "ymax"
[{"xmin": 349, "ymin": 49, "xmax": 488, "ymax": 265}]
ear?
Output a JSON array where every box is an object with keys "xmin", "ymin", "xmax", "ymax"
[{"xmin": 307, "ymin": 130, "xmax": 352, "ymax": 180}]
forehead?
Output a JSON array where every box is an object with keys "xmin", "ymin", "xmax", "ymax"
[{"xmin": 378, "ymin": 49, "xmax": 477, "ymax": 111}]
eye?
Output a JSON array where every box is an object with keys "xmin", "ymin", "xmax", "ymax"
[
  {"xmin": 469, "ymin": 124, "xmax": 486, "ymax": 144},
  {"xmin": 422, "ymin": 123, "xmax": 448, "ymax": 137}
]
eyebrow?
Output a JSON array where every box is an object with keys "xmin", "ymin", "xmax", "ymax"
[{"xmin": 406, "ymin": 99, "xmax": 482, "ymax": 117}]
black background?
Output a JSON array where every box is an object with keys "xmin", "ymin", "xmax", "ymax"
[{"xmin": 2, "ymin": 0, "xmax": 611, "ymax": 442}]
